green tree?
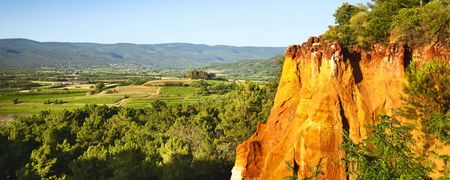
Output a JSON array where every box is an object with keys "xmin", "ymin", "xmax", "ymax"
[
  {"xmin": 325, "ymin": 0, "xmax": 427, "ymax": 46},
  {"xmin": 399, "ymin": 59, "xmax": 450, "ymax": 144},
  {"xmin": 364, "ymin": 0, "xmax": 421, "ymax": 44},
  {"xmin": 95, "ymin": 82, "xmax": 105, "ymax": 91},
  {"xmin": 89, "ymin": 82, "xmax": 105, "ymax": 94},
  {"xmin": 391, "ymin": 7, "xmax": 425, "ymax": 46},
  {"xmin": 343, "ymin": 115, "xmax": 431, "ymax": 179},
  {"xmin": 0, "ymin": 80, "xmax": 276, "ymax": 179},
  {"xmin": 334, "ymin": 2, "xmax": 366, "ymax": 26},
  {"xmin": 12, "ymin": 98, "xmax": 19, "ymax": 104},
  {"xmin": 150, "ymin": 100, "xmax": 167, "ymax": 111},
  {"xmin": 187, "ymin": 70, "xmax": 216, "ymax": 80},
  {"xmin": 323, "ymin": 3, "xmax": 366, "ymax": 46},
  {"xmin": 69, "ymin": 145, "xmax": 110, "ymax": 179},
  {"xmin": 108, "ymin": 147, "xmax": 158, "ymax": 180},
  {"xmin": 349, "ymin": 12, "xmax": 369, "ymax": 47},
  {"xmin": 160, "ymin": 137, "xmax": 193, "ymax": 180},
  {"xmin": 27, "ymin": 145, "xmax": 58, "ymax": 178},
  {"xmin": 343, "ymin": 59, "xmax": 450, "ymax": 179},
  {"xmin": 216, "ymin": 81, "xmax": 271, "ymax": 161},
  {"xmin": 420, "ymin": 0, "xmax": 450, "ymax": 47},
  {"xmin": 391, "ymin": 0, "xmax": 450, "ymax": 47}
]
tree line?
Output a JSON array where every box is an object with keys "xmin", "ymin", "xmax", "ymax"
[
  {"xmin": 0, "ymin": 81, "xmax": 276, "ymax": 179},
  {"xmin": 324, "ymin": 0, "xmax": 449, "ymax": 48}
]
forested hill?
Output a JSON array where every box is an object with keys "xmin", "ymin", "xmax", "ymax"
[
  {"xmin": 0, "ymin": 38, "xmax": 284, "ymax": 69},
  {"xmin": 202, "ymin": 55, "xmax": 283, "ymax": 81}
]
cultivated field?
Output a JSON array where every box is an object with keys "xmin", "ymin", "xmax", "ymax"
[
  {"xmin": 0, "ymin": 79, "xmax": 227, "ymax": 120},
  {"xmin": 143, "ymin": 79, "xmax": 192, "ymax": 86}
]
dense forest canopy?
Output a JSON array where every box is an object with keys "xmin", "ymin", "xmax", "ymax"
[
  {"xmin": 324, "ymin": 0, "xmax": 450, "ymax": 48},
  {"xmin": 0, "ymin": 81, "xmax": 277, "ymax": 179}
]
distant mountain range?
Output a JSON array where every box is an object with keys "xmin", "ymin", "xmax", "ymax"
[{"xmin": 0, "ymin": 38, "xmax": 285, "ymax": 69}]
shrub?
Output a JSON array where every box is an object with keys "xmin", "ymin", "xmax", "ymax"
[
  {"xmin": 94, "ymin": 82, "xmax": 105, "ymax": 92},
  {"xmin": 191, "ymin": 80, "xmax": 209, "ymax": 88},
  {"xmin": 163, "ymin": 82, "xmax": 184, "ymax": 86},
  {"xmin": 105, "ymin": 89, "xmax": 118, "ymax": 94},
  {"xmin": 186, "ymin": 70, "xmax": 216, "ymax": 80},
  {"xmin": 342, "ymin": 115, "xmax": 430, "ymax": 179},
  {"xmin": 12, "ymin": 98, "xmax": 20, "ymax": 104},
  {"xmin": 399, "ymin": 59, "xmax": 450, "ymax": 143},
  {"xmin": 43, "ymin": 99, "xmax": 66, "ymax": 104}
]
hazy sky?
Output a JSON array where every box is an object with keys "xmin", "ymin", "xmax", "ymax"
[{"xmin": 0, "ymin": 0, "xmax": 370, "ymax": 46}]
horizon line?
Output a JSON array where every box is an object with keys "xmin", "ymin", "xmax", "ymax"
[{"xmin": 0, "ymin": 37, "xmax": 289, "ymax": 48}]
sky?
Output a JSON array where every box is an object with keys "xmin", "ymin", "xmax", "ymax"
[{"xmin": 0, "ymin": 0, "xmax": 370, "ymax": 46}]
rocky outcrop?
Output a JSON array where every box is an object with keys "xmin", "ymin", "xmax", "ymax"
[{"xmin": 231, "ymin": 37, "xmax": 450, "ymax": 180}]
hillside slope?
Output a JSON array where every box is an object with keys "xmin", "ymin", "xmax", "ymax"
[
  {"xmin": 0, "ymin": 39, "xmax": 284, "ymax": 69},
  {"xmin": 202, "ymin": 55, "xmax": 283, "ymax": 81}
]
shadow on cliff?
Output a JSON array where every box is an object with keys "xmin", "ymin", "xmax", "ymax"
[
  {"xmin": 404, "ymin": 45, "xmax": 413, "ymax": 70},
  {"xmin": 339, "ymin": 99, "xmax": 350, "ymax": 133},
  {"xmin": 344, "ymin": 48, "xmax": 363, "ymax": 84}
]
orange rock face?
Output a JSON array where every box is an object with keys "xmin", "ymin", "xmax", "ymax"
[{"xmin": 231, "ymin": 37, "xmax": 450, "ymax": 180}]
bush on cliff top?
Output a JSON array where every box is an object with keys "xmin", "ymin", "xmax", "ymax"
[{"xmin": 325, "ymin": 0, "xmax": 450, "ymax": 48}]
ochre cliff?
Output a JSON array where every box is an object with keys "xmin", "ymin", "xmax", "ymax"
[{"xmin": 231, "ymin": 37, "xmax": 450, "ymax": 180}]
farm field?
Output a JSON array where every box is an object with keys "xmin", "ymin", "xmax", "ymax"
[
  {"xmin": 0, "ymin": 78, "xmax": 232, "ymax": 120},
  {"xmin": 143, "ymin": 79, "xmax": 192, "ymax": 86}
]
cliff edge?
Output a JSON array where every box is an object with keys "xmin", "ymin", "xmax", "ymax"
[{"xmin": 231, "ymin": 37, "xmax": 450, "ymax": 179}]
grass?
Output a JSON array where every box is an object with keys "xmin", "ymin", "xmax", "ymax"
[
  {"xmin": 144, "ymin": 79, "xmax": 191, "ymax": 86},
  {"xmin": 0, "ymin": 90, "xmax": 88, "ymax": 103},
  {"xmin": 159, "ymin": 86, "xmax": 198, "ymax": 95},
  {"xmin": 0, "ymin": 88, "xmax": 114, "ymax": 115},
  {"xmin": 125, "ymin": 96, "xmax": 200, "ymax": 107},
  {"xmin": 204, "ymin": 80, "xmax": 234, "ymax": 85},
  {"xmin": 0, "ymin": 103, "xmax": 86, "ymax": 114},
  {"xmin": 114, "ymin": 85, "xmax": 159, "ymax": 95},
  {"xmin": 0, "ymin": 84, "xmax": 207, "ymax": 117},
  {"xmin": 0, "ymin": 78, "xmax": 237, "ymax": 118},
  {"xmin": 64, "ymin": 96, "xmax": 121, "ymax": 104},
  {"xmin": 124, "ymin": 86, "xmax": 202, "ymax": 107}
]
